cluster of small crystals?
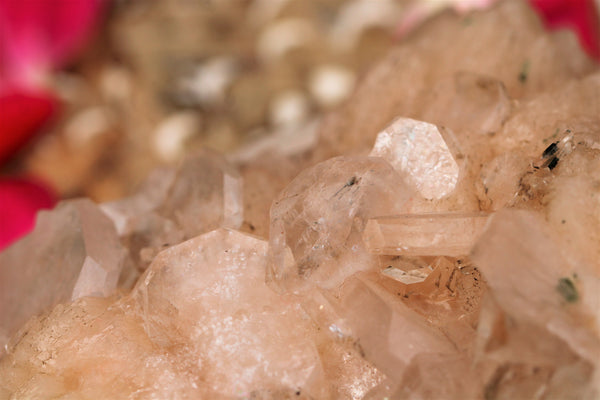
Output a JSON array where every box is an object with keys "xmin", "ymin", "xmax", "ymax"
[{"xmin": 1, "ymin": 1, "xmax": 600, "ymax": 399}]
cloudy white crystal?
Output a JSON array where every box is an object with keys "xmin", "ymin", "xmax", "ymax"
[{"xmin": 370, "ymin": 117, "xmax": 459, "ymax": 200}]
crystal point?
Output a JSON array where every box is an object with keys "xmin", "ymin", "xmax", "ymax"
[
  {"xmin": 268, "ymin": 156, "xmax": 412, "ymax": 291},
  {"xmin": 158, "ymin": 150, "xmax": 243, "ymax": 236},
  {"xmin": 0, "ymin": 199, "xmax": 126, "ymax": 350}
]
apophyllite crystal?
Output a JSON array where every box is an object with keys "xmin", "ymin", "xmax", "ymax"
[
  {"xmin": 268, "ymin": 156, "xmax": 411, "ymax": 292},
  {"xmin": 101, "ymin": 149, "xmax": 243, "ymax": 271},
  {"xmin": 369, "ymin": 118, "xmax": 459, "ymax": 200},
  {"xmin": 363, "ymin": 212, "xmax": 490, "ymax": 256},
  {"xmin": 0, "ymin": 199, "xmax": 126, "ymax": 352},
  {"xmin": 1, "ymin": 1, "xmax": 600, "ymax": 399},
  {"xmin": 132, "ymin": 228, "xmax": 324, "ymax": 398}
]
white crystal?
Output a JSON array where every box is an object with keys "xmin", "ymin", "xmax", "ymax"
[{"xmin": 370, "ymin": 117, "xmax": 460, "ymax": 199}]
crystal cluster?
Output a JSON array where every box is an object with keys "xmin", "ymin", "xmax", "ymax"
[
  {"xmin": 0, "ymin": 199, "xmax": 127, "ymax": 349},
  {"xmin": 1, "ymin": 1, "xmax": 599, "ymax": 399}
]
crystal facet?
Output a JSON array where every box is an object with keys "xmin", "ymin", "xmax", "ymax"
[
  {"xmin": 363, "ymin": 212, "xmax": 490, "ymax": 256},
  {"xmin": 1, "ymin": 2, "xmax": 600, "ymax": 398},
  {"xmin": 0, "ymin": 199, "xmax": 126, "ymax": 350},
  {"xmin": 268, "ymin": 156, "xmax": 411, "ymax": 291},
  {"xmin": 370, "ymin": 117, "xmax": 459, "ymax": 200}
]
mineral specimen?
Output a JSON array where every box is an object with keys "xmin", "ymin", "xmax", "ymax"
[
  {"xmin": 268, "ymin": 156, "xmax": 411, "ymax": 292},
  {"xmin": 102, "ymin": 149, "xmax": 243, "ymax": 270},
  {"xmin": 0, "ymin": 199, "xmax": 127, "ymax": 353},
  {"xmin": 363, "ymin": 212, "xmax": 490, "ymax": 256},
  {"xmin": 1, "ymin": 1, "xmax": 600, "ymax": 399}
]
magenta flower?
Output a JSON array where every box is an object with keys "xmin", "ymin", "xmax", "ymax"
[
  {"xmin": 0, "ymin": 0, "xmax": 105, "ymax": 88},
  {"xmin": 0, "ymin": 0, "xmax": 105, "ymax": 249},
  {"xmin": 530, "ymin": 0, "xmax": 600, "ymax": 61},
  {"xmin": 0, "ymin": 177, "xmax": 56, "ymax": 250}
]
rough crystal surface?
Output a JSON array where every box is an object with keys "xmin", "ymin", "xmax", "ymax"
[
  {"xmin": 370, "ymin": 117, "xmax": 459, "ymax": 200},
  {"xmin": 0, "ymin": 229, "xmax": 329, "ymax": 398},
  {"xmin": 133, "ymin": 228, "xmax": 324, "ymax": 398}
]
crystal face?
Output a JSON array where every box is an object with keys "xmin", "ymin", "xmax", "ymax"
[
  {"xmin": 268, "ymin": 156, "xmax": 411, "ymax": 291},
  {"xmin": 363, "ymin": 212, "xmax": 490, "ymax": 256},
  {"xmin": 1, "ymin": 1, "xmax": 600, "ymax": 398},
  {"xmin": 370, "ymin": 117, "xmax": 460, "ymax": 200},
  {"xmin": 0, "ymin": 199, "xmax": 126, "ymax": 351},
  {"xmin": 132, "ymin": 228, "xmax": 324, "ymax": 398},
  {"xmin": 101, "ymin": 150, "xmax": 244, "ymax": 271}
]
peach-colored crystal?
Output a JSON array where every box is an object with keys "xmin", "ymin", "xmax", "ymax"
[
  {"xmin": 326, "ymin": 275, "xmax": 456, "ymax": 382},
  {"xmin": 471, "ymin": 210, "xmax": 600, "ymax": 363},
  {"xmin": 102, "ymin": 150, "xmax": 244, "ymax": 270},
  {"xmin": 363, "ymin": 212, "xmax": 490, "ymax": 256},
  {"xmin": 0, "ymin": 199, "xmax": 126, "ymax": 352},
  {"xmin": 268, "ymin": 156, "xmax": 411, "ymax": 291},
  {"xmin": 1, "ymin": 1, "xmax": 600, "ymax": 398},
  {"xmin": 0, "ymin": 229, "xmax": 330, "ymax": 398},
  {"xmin": 132, "ymin": 228, "xmax": 325, "ymax": 398}
]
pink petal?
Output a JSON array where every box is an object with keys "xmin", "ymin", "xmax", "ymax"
[
  {"xmin": 529, "ymin": 0, "xmax": 600, "ymax": 61},
  {"xmin": 0, "ymin": 88, "xmax": 58, "ymax": 163},
  {"xmin": 0, "ymin": 0, "xmax": 105, "ymax": 86},
  {"xmin": 0, "ymin": 176, "xmax": 56, "ymax": 250}
]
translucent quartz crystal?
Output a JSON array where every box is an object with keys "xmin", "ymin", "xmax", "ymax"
[
  {"xmin": 471, "ymin": 209, "xmax": 600, "ymax": 398},
  {"xmin": 158, "ymin": 150, "xmax": 243, "ymax": 236},
  {"xmin": 269, "ymin": 156, "xmax": 411, "ymax": 291},
  {"xmin": 100, "ymin": 166, "xmax": 176, "ymax": 236},
  {"xmin": 479, "ymin": 152, "xmax": 530, "ymax": 209},
  {"xmin": 369, "ymin": 117, "xmax": 459, "ymax": 199},
  {"xmin": 102, "ymin": 150, "xmax": 244, "ymax": 269},
  {"xmin": 363, "ymin": 212, "xmax": 490, "ymax": 256},
  {"xmin": 0, "ymin": 199, "xmax": 126, "ymax": 351},
  {"xmin": 380, "ymin": 256, "xmax": 456, "ymax": 297}
]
